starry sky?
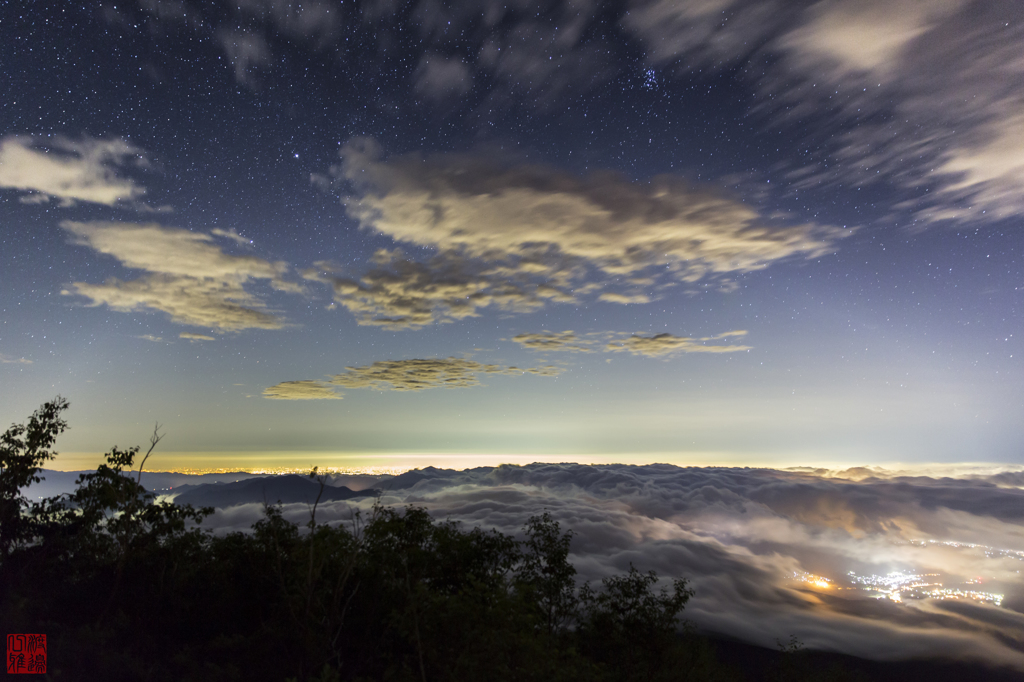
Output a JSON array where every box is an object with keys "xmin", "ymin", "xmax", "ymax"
[{"xmin": 1, "ymin": 0, "xmax": 1021, "ymax": 472}]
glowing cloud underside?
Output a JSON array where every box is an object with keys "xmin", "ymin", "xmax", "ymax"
[
  {"xmin": 180, "ymin": 332, "xmax": 216, "ymax": 342},
  {"xmin": 0, "ymin": 135, "xmax": 148, "ymax": 206},
  {"xmin": 0, "ymin": 354, "xmax": 32, "ymax": 365},
  {"xmin": 262, "ymin": 380, "xmax": 342, "ymax": 400},
  {"xmin": 61, "ymin": 221, "xmax": 303, "ymax": 332},
  {"xmin": 512, "ymin": 330, "xmax": 751, "ymax": 356},
  {"xmin": 606, "ymin": 331, "xmax": 751, "ymax": 357},
  {"xmin": 511, "ymin": 330, "xmax": 593, "ymax": 352},
  {"xmin": 337, "ymin": 138, "xmax": 844, "ymax": 274},
  {"xmin": 310, "ymin": 138, "xmax": 849, "ymax": 328},
  {"xmin": 263, "ymin": 357, "xmax": 563, "ymax": 399},
  {"xmin": 329, "ymin": 357, "xmax": 563, "ymax": 391}
]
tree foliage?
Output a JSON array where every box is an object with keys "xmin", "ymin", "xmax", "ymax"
[
  {"xmin": 1, "ymin": 400, "xmax": 855, "ymax": 681},
  {"xmin": 0, "ymin": 396, "xmax": 69, "ymax": 556}
]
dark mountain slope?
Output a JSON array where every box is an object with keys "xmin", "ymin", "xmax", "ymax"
[{"xmin": 172, "ymin": 475, "xmax": 376, "ymax": 508}]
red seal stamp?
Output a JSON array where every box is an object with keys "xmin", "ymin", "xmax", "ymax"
[{"xmin": 6, "ymin": 635, "xmax": 46, "ymax": 674}]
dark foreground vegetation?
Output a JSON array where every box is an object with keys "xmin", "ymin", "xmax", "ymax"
[{"xmin": 1, "ymin": 399, "xmax": 1015, "ymax": 681}]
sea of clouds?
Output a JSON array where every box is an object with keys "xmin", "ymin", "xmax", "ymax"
[{"xmin": 195, "ymin": 462, "xmax": 1024, "ymax": 670}]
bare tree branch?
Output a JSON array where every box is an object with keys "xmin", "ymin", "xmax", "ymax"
[{"xmin": 136, "ymin": 422, "xmax": 163, "ymax": 487}]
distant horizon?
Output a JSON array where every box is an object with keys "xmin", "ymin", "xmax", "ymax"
[
  {"xmin": 25, "ymin": 455, "xmax": 1024, "ymax": 669},
  {"xmin": 43, "ymin": 452, "xmax": 1024, "ymax": 478}
]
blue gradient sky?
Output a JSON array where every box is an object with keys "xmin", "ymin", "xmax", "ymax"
[{"xmin": 1, "ymin": 0, "xmax": 1021, "ymax": 471}]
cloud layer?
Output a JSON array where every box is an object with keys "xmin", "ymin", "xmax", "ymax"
[
  {"xmin": 304, "ymin": 251, "xmax": 547, "ymax": 329},
  {"xmin": 264, "ymin": 357, "xmax": 563, "ymax": 399},
  {"xmin": 262, "ymin": 380, "xmax": 342, "ymax": 400},
  {"xmin": 361, "ymin": 0, "xmax": 1024, "ymax": 222},
  {"xmin": 198, "ymin": 463, "xmax": 1024, "ymax": 670},
  {"xmin": 621, "ymin": 0, "xmax": 1024, "ymax": 223},
  {"xmin": 330, "ymin": 357, "xmax": 562, "ymax": 391},
  {"xmin": 217, "ymin": 28, "xmax": 273, "ymax": 87},
  {"xmin": 338, "ymin": 138, "xmax": 844, "ymax": 276},
  {"xmin": 0, "ymin": 135, "xmax": 149, "ymax": 206},
  {"xmin": 606, "ymin": 331, "xmax": 751, "ymax": 357},
  {"xmin": 115, "ymin": 0, "xmax": 1023, "ymax": 223},
  {"xmin": 511, "ymin": 330, "xmax": 594, "ymax": 353},
  {"xmin": 179, "ymin": 332, "xmax": 216, "ymax": 342},
  {"xmin": 414, "ymin": 53, "xmax": 472, "ymax": 103},
  {"xmin": 318, "ymin": 139, "xmax": 847, "ymax": 327},
  {"xmin": 62, "ymin": 221, "xmax": 302, "ymax": 332},
  {"xmin": 0, "ymin": 354, "xmax": 32, "ymax": 365},
  {"xmin": 511, "ymin": 329, "xmax": 751, "ymax": 356}
]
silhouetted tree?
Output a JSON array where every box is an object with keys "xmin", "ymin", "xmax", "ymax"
[
  {"xmin": 577, "ymin": 565, "xmax": 696, "ymax": 681},
  {"xmin": 0, "ymin": 396, "xmax": 68, "ymax": 557},
  {"xmin": 515, "ymin": 511, "xmax": 579, "ymax": 635},
  {"xmin": 1, "ymin": 398, "xmax": 871, "ymax": 682}
]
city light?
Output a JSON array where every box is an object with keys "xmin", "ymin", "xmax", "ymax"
[{"xmin": 792, "ymin": 538, "xmax": 1016, "ymax": 608}]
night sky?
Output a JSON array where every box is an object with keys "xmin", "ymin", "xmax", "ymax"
[{"xmin": 2, "ymin": 0, "xmax": 1022, "ymax": 472}]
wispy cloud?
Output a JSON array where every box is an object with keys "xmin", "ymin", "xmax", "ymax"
[
  {"xmin": 625, "ymin": 0, "xmax": 1024, "ymax": 224},
  {"xmin": 128, "ymin": 0, "xmax": 340, "ymax": 87},
  {"xmin": 338, "ymin": 138, "xmax": 844, "ymax": 277},
  {"xmin": 262, "ymin": 380, "xmax": 342, "ymax": 400},
  {"xmin": 930, "ymin": 113, "xmax": 1024, "ymax": 222},
  {"xmin": 179, "ymin": 332, "xmax": 215, "ymax": 342},
  {"xmin": 512, "ymin": 329, "xmax": 751, "ymax": 357},
  {"xmin": 365, "ymin": 0, "xmax": 614, "ymax": 110},
  {"xmin": 0, "ymin": 135, "xmax": 150, "ymax": 207},
  {"xmin": 778, "ymin": 0, "xmax": 965, "ymax": 78},
  {"xmin": 233, "ymin": 0, "xmax": 340, "ymax": 48},
  {"xmin": 597, "ymin": 292, "xmax": 652, "ymax": 305},
  {"xmin": 622, "ymin": 0, "xmax": 782, "ymax": 73},
  {"xmin": 62, "ymin": 221, "xmax": 303, "ymax": 332},
  {"xmin": 304, "ymin": 251, "xmax": 544, "ymax": 330},
  {"xmin": 210, "ymin": 228, "xmax": 254, "ymax": 246},
  {"xmin": 475, "ymin": 13, "xmax": 616, "ymax": 108},
  {"xmin": 217, "ymin": 28, "xmax": 272, "ymax": 87},
  {"xmin": 263, "ymin": 356, "xmax": 563, "ymax": 399},
  {"xmin": 0, "ymin": 353, "xmax": 32, "ymax": 365},
  {"xmin": 511, "ymin": 330, "xmax": 594, "ymax": 353},
  {"xmin": 605, "ymin": 331, "xmax": 751, "ymax": 357},
  {"xmin": 329, "ymin": 357, "xmax": 563, "ymax": 391},
  {"xmin": 413, "ymin": 53, "xmax": 472, "ymax": 103},
  {"xmin": 318, "ymin": 138, "xmax": 846, "ymax": 327},
  {"xmin": 120, "ymin": 0, "xmax": 1022, "ymax": 224}
]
